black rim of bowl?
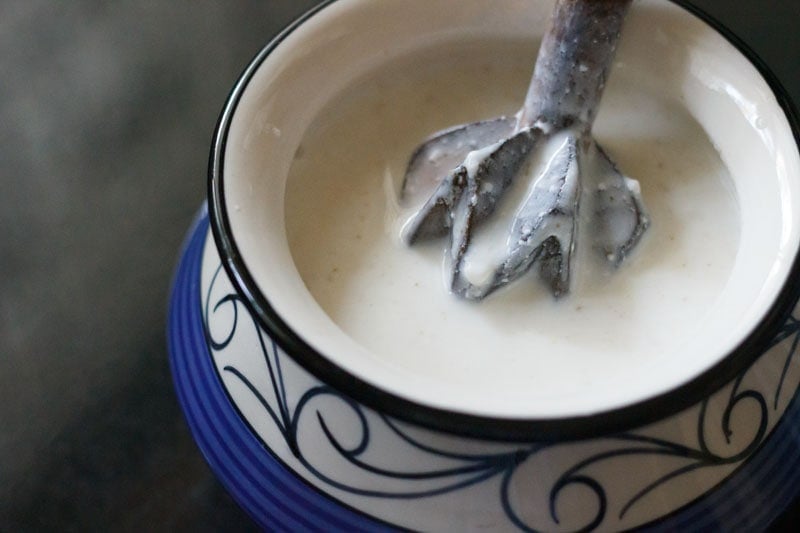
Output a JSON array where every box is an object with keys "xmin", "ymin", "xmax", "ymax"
[{"xmin": 208, "ymin": 0, "xmax": 800, "ymax": 442}]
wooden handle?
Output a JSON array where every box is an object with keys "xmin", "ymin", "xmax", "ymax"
[{"xmin": 518, "ymin": 0, "xmax": 632, "ymax": 133}]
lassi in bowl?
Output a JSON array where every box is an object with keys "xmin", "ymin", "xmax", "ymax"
[{"xmin": 168, "ymin": 0, "xmax": 800, "ymax": 530}]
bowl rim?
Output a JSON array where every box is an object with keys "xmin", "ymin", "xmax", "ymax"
[{"xmin": 208, "ymin": 0, "xmax": 800, "ymax": 441}]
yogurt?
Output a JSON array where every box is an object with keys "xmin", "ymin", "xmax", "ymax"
[{"xmin": 285, "ymin": 39, "xmax": 740, "ymax": 411}]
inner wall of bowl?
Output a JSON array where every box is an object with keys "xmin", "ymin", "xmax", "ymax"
[{"xmin": 222, "ymin": 0, "xmax": 800, "ymax": 419}]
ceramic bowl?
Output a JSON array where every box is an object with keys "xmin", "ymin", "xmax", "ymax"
[{"xmin": 169, "ymin": 0, "xmax": 800, "ymax": 530}]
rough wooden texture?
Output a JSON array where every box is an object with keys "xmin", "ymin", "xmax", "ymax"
[{"xmin": 520, "ymin": 0, "xmax": 632, "ymax": 132}]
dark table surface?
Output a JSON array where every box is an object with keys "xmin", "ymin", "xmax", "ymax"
[{"xmin": 2, "ymin": 1, "xmax": 799, "ymax": 531}]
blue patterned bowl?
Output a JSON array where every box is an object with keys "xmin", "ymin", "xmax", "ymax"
[{"xmin": 169, "ymin": 0, "xmax": 800, "ymax": 530}]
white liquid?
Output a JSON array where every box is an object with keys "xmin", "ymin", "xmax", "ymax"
[{"xmin": 285, "ymin": 40, "xmax": 740, "ymax": 407}]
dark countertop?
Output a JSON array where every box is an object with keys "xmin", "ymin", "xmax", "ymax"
[{"xmin": 1, "ymin": 1, "xmax": 798, "ymax": 531}]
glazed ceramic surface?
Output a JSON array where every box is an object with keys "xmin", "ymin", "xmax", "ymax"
[
  {"xmin": 168, "ymin": 0, "xmax": 800, "ymax": 530},
  {"xmin": 171, "ymin": 212, "xmax": 800, "ymax": 531}
]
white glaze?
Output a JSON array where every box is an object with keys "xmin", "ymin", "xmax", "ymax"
[{"xmin": 286, "ymin": 40, "xmax": 740, "ymax": 412}]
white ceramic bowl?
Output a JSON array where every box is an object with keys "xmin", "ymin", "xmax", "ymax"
[{"xmin": 169, "ymin": 0, "xmax": 800, "ymax": 530}]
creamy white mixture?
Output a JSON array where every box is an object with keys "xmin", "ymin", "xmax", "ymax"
[{"xmin": 285, "ymin": 40, "xmax": 740, "ymax": 399}]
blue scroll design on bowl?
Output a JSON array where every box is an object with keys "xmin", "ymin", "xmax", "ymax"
[{"xmin": 203, "ymin": 262, "xmax": 800, "ymax": 531}]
